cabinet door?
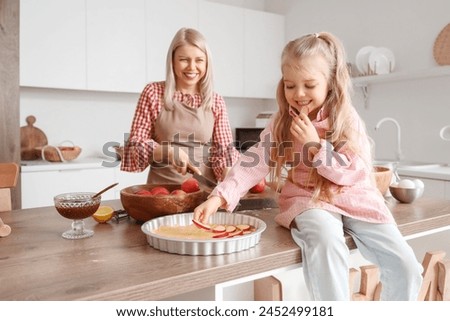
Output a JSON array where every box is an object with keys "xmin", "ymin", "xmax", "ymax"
[
  {"xmin": 20, "ymin": 0, "xmax": 86, "ymax": 89},
  {"xmin": 86, "ymin": 0, "xmax": 146, "ymax": 93},
  {"xmin": 22, "ymin": 168, "xmax": 116, "ymax": 209},
  {"xmin": 244, "ymin": 9, "xmax": 284, "ymax": 99},
  {"xmin": 445, "ymin": 181, "xmax": 450, "ymax": 200},
  {"xmin": 146, "ymin": 0, "xmax": 199, "ymax": 82},
  {"xmin": 199, "ymin": 1, "xmax": 244, "ymax": 97}
]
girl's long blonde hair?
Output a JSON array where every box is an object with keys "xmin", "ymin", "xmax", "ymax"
[
  {"xmin": 164, "ymin": 28, "xmax": 214, "ymax": 111},
  {"xmin": 271, "ymin": 32, "xmax": 370, "ymax": 201}
]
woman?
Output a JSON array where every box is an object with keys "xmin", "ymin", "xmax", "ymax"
[{"xmin": 121, "ymin": 28, "xmax": 239, "ymax": 184}]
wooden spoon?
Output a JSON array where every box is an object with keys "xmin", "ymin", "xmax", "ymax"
[
  {"xmin": 0, "ymin": 218, "xmax": 11, "ymax": 238},
  {"xmin": 92, "ymin": 182, "xmax": 119, "ymax": 199}
]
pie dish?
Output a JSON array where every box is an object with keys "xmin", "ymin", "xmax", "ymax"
[{"xmin": 141, "ymin": 212, "xmax": 267, "ymax": 255}]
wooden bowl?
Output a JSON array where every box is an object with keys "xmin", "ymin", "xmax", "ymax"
[
  {"xmin": 372, "ymin": 166, "xmax": 392, "ymax": 195},
  {"xmin": 120, "ymin": 184, "xmax": 207, "ymax": 223}
]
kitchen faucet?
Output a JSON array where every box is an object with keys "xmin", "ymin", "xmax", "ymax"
[{"xmin": 375, "ymin": 117, "xmax": 403, "ymax": 161}]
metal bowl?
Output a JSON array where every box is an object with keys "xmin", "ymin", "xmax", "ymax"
[
  {"xmin": 141, "ymin": 212, "xmax": 267, "ymax": 255},
  {"xmin": 389, "ymin": 186, "xmax": 424, "ymax": 203}
]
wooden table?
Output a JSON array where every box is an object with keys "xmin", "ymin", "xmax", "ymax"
[{"xmin": 1, "ymin": 197, "xmax": 450, "ymax": 301}]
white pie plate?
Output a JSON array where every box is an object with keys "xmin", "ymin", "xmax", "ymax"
[
  {"xmin": 356, "ymin": 46, "xmax": 376, "ymax": 74},
  {"xmin": 141, "ymin": 212, "xmax": 267, "ymax": 255},
  {"xmin": 368, "ymin": 47, "xmax": 395, "ymax": 74}
]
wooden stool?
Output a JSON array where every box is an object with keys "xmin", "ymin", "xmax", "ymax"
[
  {"xmin": 418, "ymin": 250, "xmax": 449, "ymax": 300},
  {"xmin": 350, "ymin": 250, "xmax": 449, "ymax": 301},
  {"xmin": 350, "ymin": 265, "xmax": 382, "ymax": 300},
  {"xmin": 0, "ymin": 162, "xmax": 19, "ymax": 212}
]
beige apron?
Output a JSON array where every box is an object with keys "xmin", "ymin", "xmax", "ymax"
[{"xmin": 148, "ymin": 102, "xmax": 215, "ymax": 184}]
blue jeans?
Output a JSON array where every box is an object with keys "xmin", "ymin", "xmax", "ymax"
[{"xmin": 290, "ymin": 209, "xmax": 423, "ymax": 300}]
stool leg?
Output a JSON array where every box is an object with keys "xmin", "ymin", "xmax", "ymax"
[
  {"xmin": 352, "ymin": 265, "xmax": 380, "ymax": 301},
  {"xmin": 418, "ymin": 251, "xmax": 446, "ymax": 301},
  {"xmin": 254, "ymin": 276, "xmax": 282, "ymax": 301},
  {"xmin": 349, "ymin": 268, "xmax": 359, "ymax": 298},
  {"xmin": 437, "ymin": 260, "xmax": 450, "ymax": 301}
]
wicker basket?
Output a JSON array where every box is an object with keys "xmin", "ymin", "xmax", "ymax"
[{"xmin": 35, "ymin": 145, "xmax": 82, "ymax": 162}]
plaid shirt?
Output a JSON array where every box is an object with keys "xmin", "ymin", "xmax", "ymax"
[{"xmin": 121, "ymin": 82, "xmax": 239, "ymax": 181}]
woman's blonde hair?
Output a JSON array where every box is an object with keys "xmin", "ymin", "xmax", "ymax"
[
  {"xmin": 164, "ymin": 28, "xmax": 214, "ymax": 110},
  {"xmin": 271, "ymin": 32, "xmax": 370, "ymax": 201}
]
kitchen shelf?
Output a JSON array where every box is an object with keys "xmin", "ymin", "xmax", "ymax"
[
  {"xmin": 352, "ymin": 66, "xmax": 450, "ymax": 108},
  {"xmin": 352, "ymin": 65, "xmax": 450, "ymax": 87}
]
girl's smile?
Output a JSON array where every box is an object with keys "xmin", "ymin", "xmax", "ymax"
[{"xmin": 283, "ymin": 55, "xmax": 330, "ymax": 119}]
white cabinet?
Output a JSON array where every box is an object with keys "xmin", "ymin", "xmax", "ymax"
[
  {"xmin": 22, "ymin": 167, "xmax": 116, "ymax": 209},
  {"xmin": 21, "ymin": 162, "xmax": 149, "ymax": 209},
  {"xmin": 199, "ymin": 1, "xmax": 245, "ymax": 97},
  {"xmin": 86, "ymin": 0, "xmax": 147, "ymax": 92},
  {"xmin": 20, "ymin": 0, "xmax": 285, "ymax": 98},
  {"xmin": 146, "ymin": 0, "xmax": 199, "ymax": 82},
  {"xmin": 244, "ymin": 9, "xmax": 284, "ymax": 99},
  {"xmin": 446, "ymin": 181, "xmax": 450, "ymax": 200},
  {"xmin": 20, "ymin": 0, "xmax": 86, "ymax": 89},
  {"xmin": 198, "ymin": 2, "xmax": 285, "ymax": 98}
]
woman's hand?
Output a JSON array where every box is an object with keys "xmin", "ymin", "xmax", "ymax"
[
  {"xmin": 193, "ymin": 196, "xmax": 224, "ymax": 223},
  {"xmin": 153, "ymin": 145, "xmax": 198, "ymax": 175}
]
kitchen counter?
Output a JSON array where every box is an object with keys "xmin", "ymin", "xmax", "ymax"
[
  {"xmin": 398, "ymin": 165, "xmax": 450, "ymax": 181},
  {"xmin": 1, "ymin": 197, "xmax": 450, "ymax": 301},
  {"xmin": 21, "ymin": 156, "xmax": 118, "ymax": 172}
]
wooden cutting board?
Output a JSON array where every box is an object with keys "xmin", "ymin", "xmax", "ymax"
[
  {"xmin": 20, "ymin": 115, "xmax": 48, "ymax": 160},
  {"xmin": 238, "ymin": 187, "xmax": 279, "ymax": 210},
  {"xmin": 434, "ymin": 23, "xmax": 450, "ymax": 65}
]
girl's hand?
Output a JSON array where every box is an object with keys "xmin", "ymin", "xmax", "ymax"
[
  {"xmin": 193, "ymin": 196, "xmax": 224, "ymax": 223},
  {"xmin": 290, "ymin": 112, "xmax": 321, "ymax": 158},
  {"xmin": 290, "ymin": 112, "xmax": 320, "ymax": 146}
]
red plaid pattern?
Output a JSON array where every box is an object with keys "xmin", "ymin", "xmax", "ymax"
[{"xmin": 121, "ymin": 82, "xmax": 239, "ymax": 180}]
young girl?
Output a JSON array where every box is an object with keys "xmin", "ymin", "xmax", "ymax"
[
  {"xmin": 121, "ymin": 28, "xmax": 239, "ymax": 184},
  {"xmin": 194, "ymin": 32, "xmax": 423, "ymax": 301}
]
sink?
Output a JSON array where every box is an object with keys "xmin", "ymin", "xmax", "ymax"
[{"xmin": 374, "ymin": 159, "xmax": 446, "ymax": 170}]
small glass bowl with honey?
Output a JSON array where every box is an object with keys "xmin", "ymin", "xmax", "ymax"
[{"xmin": 54, "ymin": 192, "xmax": 101, "ymax": 240}]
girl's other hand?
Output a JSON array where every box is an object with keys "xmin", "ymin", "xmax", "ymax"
[{"xmin": 193, "ymin": 196, "xmax": 224, "ymax": 223}]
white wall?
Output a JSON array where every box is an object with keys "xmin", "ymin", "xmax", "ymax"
[{"xmin": 274, "ymin": 0, "xmax": 450, "ymax": 165}]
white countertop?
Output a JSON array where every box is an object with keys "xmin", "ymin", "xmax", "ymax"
[
  {"xmin": 21, "ymin": 156, "xmax": 119, "ymax": 172},
  {"xmin": 375, "ymin": 159, "xmax": 450, "ymax": 181},
  {"xmin": 398, "ymin": 165, "xmax": 450, "ymax": 181}
]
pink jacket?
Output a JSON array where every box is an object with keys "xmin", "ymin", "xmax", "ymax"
[{"xmin": 211, "ymin": 107, "xmax": 395, "ymax": 229}]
